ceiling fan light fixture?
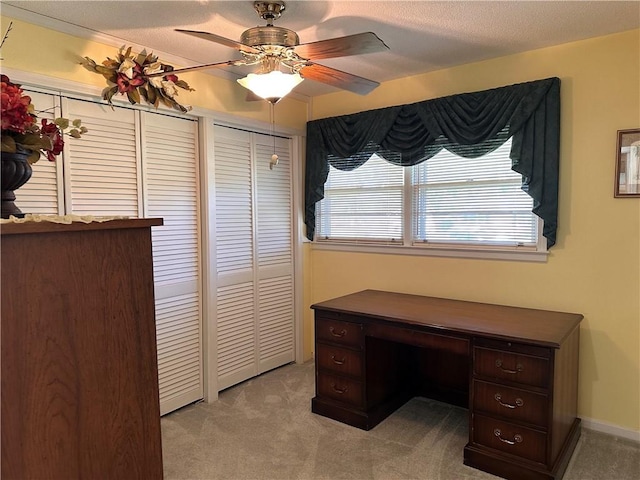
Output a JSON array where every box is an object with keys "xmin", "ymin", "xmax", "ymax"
[{"xmin": 237, "ymin": 70, "xmax": 303, "ymax": 103}]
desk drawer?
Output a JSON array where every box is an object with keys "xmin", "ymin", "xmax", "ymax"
[
  {"xmin": 472, "ymin": 413, "xmax": 547, "ymax": 465},
  {"xmin": 316, "ymin": 344, "xmax": 363, "ymax": 377},
  {"xmin": 315, "ymin": 317, "xmax": 364, "ymax": 348},
  {"xmin": 473, "ymin": 380, "xmax": 549, "ymax": 427},
  {"xmin": 474, "ymin": 347, "xmax": 550, "ymax": 388},
  {"xmin": 316, "ymin": 372, "xmax": 364, "ymax": 408}
]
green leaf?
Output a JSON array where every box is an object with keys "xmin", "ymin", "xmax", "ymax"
[
  {"xmin": 95, "ymin": 65, "xmax": 113, "ymax": 75},
  {"xmin": 72, "ymin": 119, "xmax": 82, "ymax": 128},
  {"xmin": 81, "ymin": 57, "xmax": 98, "ymax": 71},
  {"xmin": 54, "ymin": 118, "xmax": 69, "ymax": 129},
  {"xmin": 127, "ymin": 88, "xmax": 141, "ymax": 105},
  {"xmin": 139, "ymin": 87, "xmax": 149, "ymax": 103},
  {"xmin": 158, "ymin": 95, "xmax": 171, "ymax": 108},
  {"xmin": 103, "ymin": 86, "xmax": 118, "ymax": 106},
  {"xmin": 146, "ymin": 86, "xmax": 157, "ymax": 105},
  {"xmin": 103, "ymin": 58, "xmax": 120, "ymax": 68},
  {"xmin": 174, "ymin": 79, "xmax": 193, "ymax": 91},
  {"xmin": 1, "ymin": 136, "xmax": 17, "ymax": 152},
  {"xmin": 27, "ymin": 150, "xmax": 41, "ymax": 164},
  {"xmin": 20, "ymin": 135, "xmax": 49, "ymax": 151}
]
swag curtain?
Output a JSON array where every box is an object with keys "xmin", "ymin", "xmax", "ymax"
[{"xmin": 304, "ymin": 77, "xmax": 561, "ymax": 247}]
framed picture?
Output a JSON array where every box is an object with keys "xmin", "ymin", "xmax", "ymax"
[{"xmin": 615, "ymin": 128, "xmax": 640, "ymax": 197}]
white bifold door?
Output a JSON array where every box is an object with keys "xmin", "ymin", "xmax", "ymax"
[
  {"xmin": 20, "ymin": 93, "xmax": 203, "ymax": 415},
  {"xmin": 141, "ymin": 113, "xmax": 202, "ymax": 415},
  {"xmin": 213, "ymin": 125, "xmax": 295, "ymax": 391},
  {"xmin": 15, "ymin": 91, "xmax": 62, "ymax": 215}
]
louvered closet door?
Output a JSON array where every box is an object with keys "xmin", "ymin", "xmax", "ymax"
[
  {"xmin": 65, "ymin": 99, "xmax": 202, "ymax": 414},
  {"xmin": 214, "ymin": 126, "xmax": 257, "ymax": 389},
  {"xmin": 214, "ymin": 125, "xmax": 294, "ymax": 391},
  {"xmin": 142, "ymin": 112, "xmax": 202, "ymax": 415},
  {"xmin": 254, "ymin": 134, "xmax": 294, "ymax": 373},
  {"xmin": 16, "ymin": 90, "xmax": 62, "ymax": 215},
  {"xmin": 64, "ymin": 99, "xmax": 141, "ymax": 216}
]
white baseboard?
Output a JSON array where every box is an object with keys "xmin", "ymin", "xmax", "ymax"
[{"xmin": 581, "ymin": 417, "xmax": 640, "ymax": 443}]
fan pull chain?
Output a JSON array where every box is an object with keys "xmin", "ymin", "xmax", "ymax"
[{"xmin": 269, "ymin": 102, "xmax": 279, "ymax": 170}]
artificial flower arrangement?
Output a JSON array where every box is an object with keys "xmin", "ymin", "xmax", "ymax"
[
  {"xmin": 1, "ymin": 74, "xmax": 87, "ymax": 164},
  {"xmin": 81, "ymin": 46, "xmax": 194, "ymax": 113}
]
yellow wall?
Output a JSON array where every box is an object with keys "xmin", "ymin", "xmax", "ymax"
[
  {"xmin": 4, "ymin": 13, "xmax": 638, "ymax": 433},
  {"xmin": 306, "ymin": 29, "xmax": 640, "ymax": 432},
  {"xmin": 0, "ymin": 17, "xmax": 308, "ymax": 130}
]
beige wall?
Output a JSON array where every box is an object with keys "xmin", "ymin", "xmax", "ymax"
[{"xmin": 305, "ymin": 29, "xmax": 640, "ymax": 433}]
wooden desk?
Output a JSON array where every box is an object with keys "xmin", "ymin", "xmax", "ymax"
[{"xmin": 311, "ymin": 290, "xmax": 582, "ymax": 480}]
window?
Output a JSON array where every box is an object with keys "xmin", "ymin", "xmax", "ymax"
[
  {"xmin": 315, "ymin": 139, "xmax": 545, "ymax": 258},
  {"xmin": 316, "ymin": 154, "xmax": 404, "ymax": 243}
]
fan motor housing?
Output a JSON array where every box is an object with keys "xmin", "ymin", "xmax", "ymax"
[{"xmin": 241, "ymin": 26, "xmax": 299, "ymax": 48}]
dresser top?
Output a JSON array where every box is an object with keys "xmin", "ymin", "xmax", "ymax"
[
  {"xmin": 311, "ymin": 290, "xmax": 583, "ymax": 348},
  {"xmin": 1, "ymin": 218, "xmax": 163, "ymax": 236}
]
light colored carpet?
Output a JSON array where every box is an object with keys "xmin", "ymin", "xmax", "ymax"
[{"xmin": 161, "ymin": 361, "xmax": 640, "ymax": 480}]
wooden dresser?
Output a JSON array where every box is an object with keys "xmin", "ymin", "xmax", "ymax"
[
  {"xmin": 1, "ymin": 219, "xmax": 164, "ymax": 479},
  {"xmin": 311, "ymin": 290, "xmax": 582, "ymax": 480}
]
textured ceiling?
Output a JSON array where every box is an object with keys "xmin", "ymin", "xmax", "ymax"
[{"xmin": 3, "ymin": 1, "xmax": 639, "ymax": 98}]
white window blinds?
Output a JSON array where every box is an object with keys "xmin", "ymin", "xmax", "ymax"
[
  {"xmin": 412, "ymin": 139, "xmax": 536, "ymax": 246},
  {"xmin": 316, "ymin": 139, "xmax": 538, "ymax": 249},
  {"xmin": 316, "ymin": 154, "xmax": 404, "ymax": 242}
]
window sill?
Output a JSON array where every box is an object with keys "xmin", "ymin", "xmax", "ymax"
[{"xmin": 311, "ymin": 241, "xmax": 548, "ymax": 263}]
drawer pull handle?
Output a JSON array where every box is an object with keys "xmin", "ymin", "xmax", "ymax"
[
  {"xmin": 331, "ymin": 383, "xmax": 348, "ymax": 394},
  {"xmin": 331, "ymin": 355, "xmax": 346, "ymax": 365},
  {"xmin": 494, "ymin": 429, "xmax": 523, "ymax": 445},
  {"xmin": 494, "ymin": 393, "xmax": 524, "ymax": 409},
  {"xmin": 495, "ymin": 359, "xmax": 524, "ymax": 374},
  {"xmin": 329, "ymin": 327, "xmax": 347, "ymax": 338}
]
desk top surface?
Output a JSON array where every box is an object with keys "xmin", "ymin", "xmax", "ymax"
[{"xmin": 312, "ymin": 290, "xmax": 583, "ymax": 348}]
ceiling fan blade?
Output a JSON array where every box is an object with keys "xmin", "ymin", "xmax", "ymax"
[
  {"xmin": 294, "ymin": 32, "xmax": 388, "ymax": 60},
  {"xmin": 175, "ymin": 29, "xmax": 261, "ymax": 54},
  {"xmin": 299, "ymin": 63, "xmax": 380, "ymax": 95},
  {"xmin": 147, "ymin": 60, "xmax": 237, "ymax": 77}
]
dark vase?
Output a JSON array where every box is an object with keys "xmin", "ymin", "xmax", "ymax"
[{"xmin": 1, "ymin": 149, "xmax": 33, "ymax": 219}]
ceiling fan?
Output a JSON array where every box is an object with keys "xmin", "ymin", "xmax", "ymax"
[{"xmin": 163, "ymin": 1, "xmax": 389, "ymax": 102}]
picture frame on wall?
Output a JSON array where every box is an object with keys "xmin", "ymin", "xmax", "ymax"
[{"xmin": 615, "ymin": 128, "xmax": 640, "ymax": 197}]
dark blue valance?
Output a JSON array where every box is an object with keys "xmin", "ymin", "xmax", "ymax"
[{"xmin": 305, "ymin": 77, "xmax": 561, "ymax": 247}]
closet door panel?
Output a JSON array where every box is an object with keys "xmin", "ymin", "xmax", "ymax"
[
  {"xmin": 213, "ymin": 125, "xmax": 295, "ymax": 391},
  {"xmin": 64, "ymin": 100, "xmax": 140, "ymax": 216},
  {"xmin": 258, "ymin": 274, "xmax": 294, "ymax": 372},
  {"xmin": 16, "ymin": 90, "xmax": 62, "ymax": 215},
  {"xmin": 255, "ymin": 136, "xmax": 294, "ymax": 373},
  {"xmin": 217, "ymin": 282, "xmax": 257, "ymax": 388},
  {"xmin": 14, "ymin": 92, "xmax": 204, "ymax": 415},
  {"xmin": 214, "ymin": 126, "xmax": 257, "ymax": 390},
  {"xmin": 142, "ymin": 112, "xmax": 202, "ymax": 415}
]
